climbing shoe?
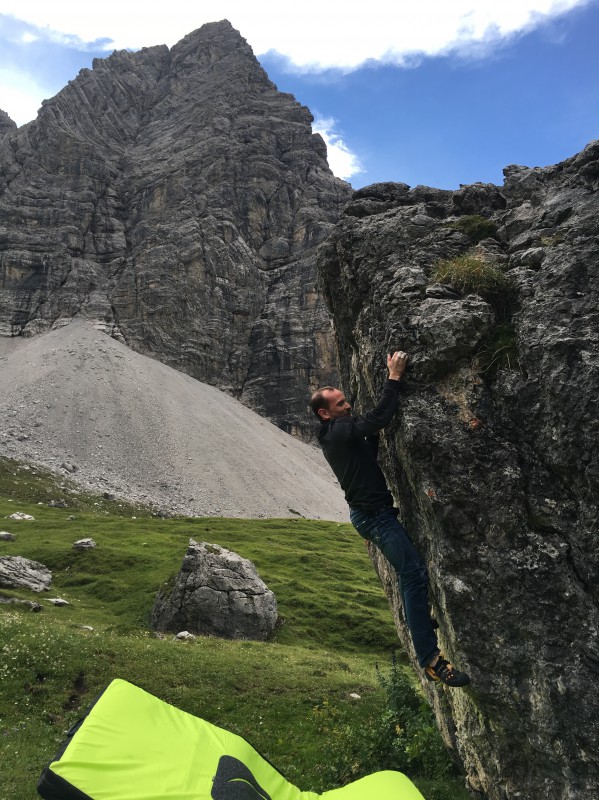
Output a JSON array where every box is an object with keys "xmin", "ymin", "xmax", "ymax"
[{"xmin": 425, "ymin": 655, "xmax": 470, "ymax": 687}]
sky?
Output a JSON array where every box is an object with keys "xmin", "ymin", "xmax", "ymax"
[{"xmin": 0, "ymin": 1, "xmax": 598, "ymax": 189}]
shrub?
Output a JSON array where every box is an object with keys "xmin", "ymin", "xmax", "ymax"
[
  {"xmin": 432, "ymin": 252, "xmax": 512, "ymax": 302},
  {"xmin": 315, "ymin": 653, "xmax": 456, "ymax": 786},
  {"xmin": 374, "ymin": 652, "xmax": 455, "ymax": 780},
  {"xmin": 540, "ymin": 232, "xmax": 566, "ymax": 247},
  {"xmin": 446, "ymin": 215, "xmax": 497, "ymax": 244},
  {"xmin": 474, "ymin": 323, "xmax": 520, "ymax": 374}
]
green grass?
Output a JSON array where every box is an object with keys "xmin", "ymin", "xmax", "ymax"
[
  {"xmin": 474, "ymin": 323, "xmax": 521, "ymax": 375},
  {"xmin": 432, "ymin": 252, "xmax": 512, "ymax": 301},
  {"xmin": 0, "ymin": 457, "xmax": 471, "ymax": 800},
  {"xmin": 445, "ymin": 215, "xmax": 498, "ymax": 244},
  {"xmin": 0, "ymin": 458, "xmax": 152, "ymax": 516}
]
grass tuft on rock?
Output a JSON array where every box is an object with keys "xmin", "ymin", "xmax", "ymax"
[
  {"xmin": 445, "ymin": 215, "xmax": 498, "ymax": 244},
  {"xmin": 474, "ymin": 323, "xmax": 521, "ymax": 374},
  {"xmin": 433, "ymin": 252, "xmax": 513, "ymax": 303}
]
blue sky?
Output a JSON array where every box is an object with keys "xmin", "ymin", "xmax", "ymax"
[{"xmin": 1, "ymin": 1, "xmax": 598, "ymax": 189}]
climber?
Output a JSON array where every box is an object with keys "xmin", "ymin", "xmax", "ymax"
[{"xmin": 310, "ymin": 351, "xmax": 470, "ymax": 687}]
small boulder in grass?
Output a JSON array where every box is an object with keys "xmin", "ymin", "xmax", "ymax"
[
  {"xmin": 152, "ymin": 540, "xmax": 278, "ymax": 641},
  {"xmin": 48, "ymin": 597, "xmax": 70, "ymax": 606},
  {"xmin": 0, "ymin": 556, "xmax": 51, "ymax": 592},
  {"xmin": 0, "ymin": 596, "xmax": 42, "ymax": 612},
  {"xmin": 6, "ymin": 512, "xmax": 35, "ymax": 521},
  {"xmin": 0, "ymin": 531, "xmax": 16, "ymax": 541},
  {"xmin": 73, "ymin": 538, "xmax": 97, "ymax": 550},
  {"xmin": 175, "ymin": 631, "xmax": 196, "ymax": 641}
]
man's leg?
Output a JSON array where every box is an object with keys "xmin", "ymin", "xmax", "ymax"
[
  {"xmin": 350, "ymin": 507, "xmax": 471, "ymax": 687},
  {"xmin": 350, "ymin": 507, "xmax": 438, "ymax": 667}
]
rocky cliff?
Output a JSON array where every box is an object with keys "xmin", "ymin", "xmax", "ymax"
[
  {"xmin": 0, "ymin": 110, "xmax": 16, "ymax": 137},
  {"xmin": 318, "ymin": 142, "xmax": 599, "ymax": 799},
  {"xmin": 0, "ymin": 21, "xmax": 350, "ymax": 436}
]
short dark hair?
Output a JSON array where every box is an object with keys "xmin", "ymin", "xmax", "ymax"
[{"xmin": 309, "ymin": 387, "xmax": 335, "ymax": 418}]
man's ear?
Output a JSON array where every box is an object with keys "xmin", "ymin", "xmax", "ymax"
[{"xmin": 317, "ymin": 407, "xmax": 330, "ymax": 421}]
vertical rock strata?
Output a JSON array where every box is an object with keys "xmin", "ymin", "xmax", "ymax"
[
  {"xmin": 318, "ymin": 143, "xmax": 599, "ymax": 799},
  {"xmin": 0, "ymin": 21, "xmax": 350, "ymax": 435}
]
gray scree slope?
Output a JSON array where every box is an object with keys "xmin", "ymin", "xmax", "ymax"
[{"xmin": 0, "ymin": 321, "xmax": 347, "ymax": 521}]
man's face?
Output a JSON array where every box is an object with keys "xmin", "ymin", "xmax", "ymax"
[{"xmin": 318, "ymin": 389, "xmax": 352, "ymax": 421}]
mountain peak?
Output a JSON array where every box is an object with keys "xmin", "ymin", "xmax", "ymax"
[
  {"xmin": 0, "ymin": 23, "xmax": 350, "ymax": 437},
  {"xmin": 170, "ymin": 19, "xmax": 256, "ymax": 70},
  {"xmin": 0, "ymin": 109, "xmax": 17, "ymax": 135}
]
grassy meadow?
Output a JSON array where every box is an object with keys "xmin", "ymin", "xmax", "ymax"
[{"xmin": 0, "ymin": 457, "xmax": 470, "ymax": 800}]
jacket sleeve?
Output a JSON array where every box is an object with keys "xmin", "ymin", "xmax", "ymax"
[
  {"xmin": 365, "ymin": 434, "xmax": 379, "ymax": 459},
  {"xmin": 351, "ymin": 379, "xmax": 401, "ymax": 437}
]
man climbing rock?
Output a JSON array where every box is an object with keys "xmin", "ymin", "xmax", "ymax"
[{"xmin": 310, "ymin": 351, "xmax": 470, "ymax": 688}]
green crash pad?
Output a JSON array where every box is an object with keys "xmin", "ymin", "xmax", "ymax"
[{"xmin": 37, "ymin": 678, "xmax": 425, "ymax": 800}]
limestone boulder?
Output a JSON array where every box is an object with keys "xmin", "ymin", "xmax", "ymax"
[
  {"xmin": 0, "ymin": 596, "xmax": 42, "ymax": 611},
  {"xmin": 73, "ymin": 538, "xmax": 96, "ymax": 550},
  {"xmin": 152, "ymin": 540, "xmax": 277, "ymax": 641},
  {"xmin": 0, "ymin": 556, "xmax": 52, "ymax": 592},
  {"xmin": 318, "ymin": 140, "xmax": 599, "ymax": 800}
]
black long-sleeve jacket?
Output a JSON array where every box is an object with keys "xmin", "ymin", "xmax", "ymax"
[{"xmin": 317, "ymin": 379, "xmax": 400, "ymax": 511}]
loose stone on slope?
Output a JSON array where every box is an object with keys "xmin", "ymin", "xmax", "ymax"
[{"xmin": 73, "ymin": 538, "xmax": 97, "ymax": 550}]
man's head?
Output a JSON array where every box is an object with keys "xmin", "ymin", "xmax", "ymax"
[{"xmin": 310, "ymin": 387, "xmax": 352, "ymax": 421}]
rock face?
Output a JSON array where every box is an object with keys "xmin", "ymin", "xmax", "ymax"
[
  {"xmin": 152, "ymin": 539, "xmax": 278, "ymax": 640},
  {"xmin": 0, "ymin": 21, "xmax": 350, "ymax": 437},
  {"xmin": 0, "ymin": 110, "xmax": 16, "ymax": 137},
  {"xmin": 0, "ymin": 556, "xmax": 52, "ymax": 592},
  {"xmin": 318, "ymin": 142, "xmax": 599, "ymax": 799}
]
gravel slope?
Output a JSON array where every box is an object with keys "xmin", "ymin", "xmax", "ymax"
[{"xmin": 0, "ymin": 321, "xmax": 347, "ymax": 521}]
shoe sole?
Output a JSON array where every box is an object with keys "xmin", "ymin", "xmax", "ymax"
[{"xmin": 424, "ymin": 668, "xmax": 471, "ymax": 687}]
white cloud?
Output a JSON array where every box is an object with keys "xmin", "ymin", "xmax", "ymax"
[
  {"xmin": 313, "ymin": 117, "xmax": 363, "ymax": 181},
  {"xmin": 0, "ymin": 69, "xmax": 45, "ymax": 125},
  {"xmin": 0, "ymin": 0, "xmax": 591, "ymax": 66},
  {"xmin": 0, "ymin": 0, "xmax": 591, "ymax": 125}
]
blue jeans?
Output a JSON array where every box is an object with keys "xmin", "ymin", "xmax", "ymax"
[{"xmin": 349, "ymin": 506, "xmax": 439, "ymax": 667}]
